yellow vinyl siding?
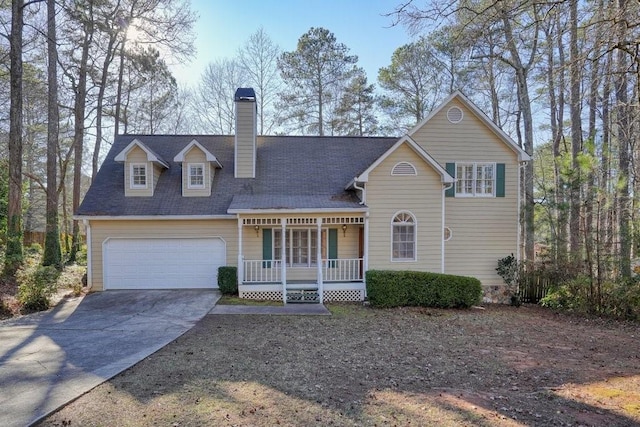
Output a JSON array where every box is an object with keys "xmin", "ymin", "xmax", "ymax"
[
  {"xmin": 411, "ymin": 99, "xmax": 518, "ymax": 163},
  {"xmin": 411, "ymin": 98, "xmax": 520, "ymax": 287},
  {"xmin": 89, "ymin": 219, "xmax": 237, "ymax": 291},
  {"xmin": 181, "ymin": 148, "xmax": 212, "ymax": 197},
  {"xmin": 235, "ymin": 101, "xmax": 256, "ymax": 178},
  {"xmin": 124, "ymin": 146, "xmax": 153, "ymax": 197},
  {"xmin": 366, "ymin": 143, "xmax": 443, "ymax": 272}
]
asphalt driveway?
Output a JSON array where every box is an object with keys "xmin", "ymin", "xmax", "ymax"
[{"xmin": 0, "ymin": 289, "xmax": 219, "ymax": 427}]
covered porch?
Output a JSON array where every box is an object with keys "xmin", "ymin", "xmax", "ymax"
[{"xmin": 236, "ymin": 215, "xmax": 368, "ymax": 303}]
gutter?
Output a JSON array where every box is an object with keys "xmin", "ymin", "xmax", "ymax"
[
  {"xmin": 352, "ymin": 178, "xmax": 366, "ymax": 205},
  {"xmin": 73, "ymin": 214, "xmax": 236, "ymax": 221}
]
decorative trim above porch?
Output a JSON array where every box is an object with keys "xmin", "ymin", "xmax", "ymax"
[{"xmin": 241, "ymin": 216, "xmax": 365, "ymax": 226}]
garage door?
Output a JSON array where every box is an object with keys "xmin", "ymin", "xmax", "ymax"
[{"xmin": 104, "ymin": 238, "xmax": 226, "ymax": 289}]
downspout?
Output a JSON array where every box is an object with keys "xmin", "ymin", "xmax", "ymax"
[
  {"xmin": 353, "ymin": 178, "xmax": 366, "ymax": 205},
  {"xmin": 518, "ymin": 161, "xmax": 526, "ymax": 263},
  {"xmin": 83, "ymin": 219, "xmax": 92, "ymax": 289},
  {"xmin": 441, "ymin": 183, "xmax": 453, "ymax": 273}
]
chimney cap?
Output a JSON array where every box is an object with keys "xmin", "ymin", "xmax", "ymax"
[{"xmin": 234, "ymin": 87, "xmax": 256, "ymax": 101}]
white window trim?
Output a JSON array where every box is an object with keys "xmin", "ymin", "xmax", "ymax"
[
  {"xmin": 390, "ymin": 211, "xmax": 417, "ymax": 262},
  {"xmin": 274, "ymin": 228, "xmax": 329, "ymax": 268},
  {"xmin": 187, "ymin": 163, "xmax": 205, "ymax": 189},
  {"xmin": 454, "ymin": 162, "xmax": 497, "ymax": 198},
  {"xmin": 130, "ymin": 163, "xmax": 148, "ymax": 189}
]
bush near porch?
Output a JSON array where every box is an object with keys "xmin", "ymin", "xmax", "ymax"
[
  {"xmin": 366, "ymin": 270, "xmax": 482, "ymax": 308},
  {"xmin": 217, "ymin": 266, "xmax": 238, "ymax": 295}
]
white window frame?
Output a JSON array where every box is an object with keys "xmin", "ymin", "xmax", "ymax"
[
  {"xmin": 188, "ymin": 163, "xmax": 205, "ymax": 189},
  {"xmin": 130, "ymin": 163, "xmax": 147, "ymax": 189},
  {"xmin": 391, "ymin": 211, "xmax": 416, "ymax": 262},
  {"xmin": 455, "ymin": 162, "xmax": 496, "ymax": 197},
  {"xmin": 274, "ymin": 228, "xmax": 328, "ymax": 267}
]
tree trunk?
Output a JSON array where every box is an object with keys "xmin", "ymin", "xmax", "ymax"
[
  {"xmin": 114, "ymin": 38, "xmax": 126, "ymax": 138},
  {"xmin": 569, "ymin": 0, "xmax": 583, "ymax": 259},
  {"xmin": 500, "ymin": 9, "xmax": 536, "ymax": 262},
  {"xmin": 5, "ymin": 0, "xmax": 24, "ymax": 275},
  {"xmin": 92, "ymin": 34, "xmax": 118, "ymax": 180},
  {"xmin": 70, "ymin": 8, "xmax": 93, "ymax": 262},
  {"xmin": 43, "ymin": 0, "xmax": 62, "ymax": 267},
  {"xmin": 615, "ymin": 0, "xmax": 632, "ymax": 277}
]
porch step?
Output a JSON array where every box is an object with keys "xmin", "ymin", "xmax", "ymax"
[{"xmin": 286, "ymin": 285, "xmax": 320, "ymax": 304}]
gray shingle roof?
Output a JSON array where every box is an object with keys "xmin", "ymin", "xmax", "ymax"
[{"xmin": 77, "ymin": 135, "xmax": 397, "ymax": 216}]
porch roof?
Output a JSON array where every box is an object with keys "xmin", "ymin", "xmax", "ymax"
[{"xmin": 228, "ymin": 194, "xmax": 365, "ymax": 213}]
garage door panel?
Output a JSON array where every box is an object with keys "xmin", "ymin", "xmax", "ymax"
[{"xmin": 104, "ymin": 238, "xmax": 225, "ymax": 290}]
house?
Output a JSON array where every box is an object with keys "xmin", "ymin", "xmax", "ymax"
[{"xmin": 75, "ymin": 88, "xmax": 530, "ymax": 303}]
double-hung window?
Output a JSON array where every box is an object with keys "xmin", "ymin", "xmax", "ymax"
[
  {"xmin": 188, "ymin": 163, "xmax": 205, "ymax": 188},
  {"xmin": 131, "ymin": 163, "xmax": 147, "ymax": 188},
  {"xmin": 392, "ymin": 212, "xmax": 416, "ymax": 261},
  {"xmin": 273, "ymin": 229, "xmax": 327, "ymax": 267},
  {"xmin": 455, "ymin": 163, "xmax": 495, "ymax": 197}
]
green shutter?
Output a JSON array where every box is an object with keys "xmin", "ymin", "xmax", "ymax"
[
  {"xmin": 262, "ymin": 228, "xmax": 272, "ymax": 268},
  {"xmin": 496, "ymin": 163, "xmax": 505, "ymax": 197},
  {"xmin": 328, "ymin": 229, "xmax": 338, "ymax": 268},
  {"xmin": 445, "ymin": 163, "xmax": 456, "ymax": 197}
]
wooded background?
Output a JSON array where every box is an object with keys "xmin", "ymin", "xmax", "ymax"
[{"xmin": 1, "ymin": 0, "xmax": 639, "ymax": 295}]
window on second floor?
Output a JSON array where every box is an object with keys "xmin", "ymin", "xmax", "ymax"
[
  {"xmin": 188, "ymin": 163, "xmax": 205, "ymax": 189},
  {"xmin": 455, "ymin": 163, "xmax": 495, "ymax": 197},
  {"xmin": 131, "ymin": 163, "xmax": 147, "ymax": 188}
]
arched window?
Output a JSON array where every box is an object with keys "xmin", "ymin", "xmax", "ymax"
[{"xmin": 392, "ymin": 212, "xmax": 416, "ymax": 261}]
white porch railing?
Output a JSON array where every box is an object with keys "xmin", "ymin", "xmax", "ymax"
[
  {"xmin": 243, "ymin": 260, "xmax": 281, "ymax": 283},
  {"xmin": 323, "ymin": 258, "xmax": 363, "ymax": 282},
  {"xmin": 241, "ymin": 258, "xmax": 363, "ymax": 283}
]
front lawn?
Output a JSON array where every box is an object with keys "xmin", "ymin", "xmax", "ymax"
[{"xmin": 38, "ymin": 304, "xmax": 640, "ymax": 426}]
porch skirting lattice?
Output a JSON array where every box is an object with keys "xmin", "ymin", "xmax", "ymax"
[{"xmin": 239, "ymin": 289, "xmax": 365, "ymax": 302}]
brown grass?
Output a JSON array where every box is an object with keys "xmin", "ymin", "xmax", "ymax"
[{"xmin": 38, "ymin": 304, "xmax": 640, "ymax": 427}]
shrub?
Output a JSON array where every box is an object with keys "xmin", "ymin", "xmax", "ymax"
[
  {"xmin": 17, "ymin": 265, "xmax": 60, "ymax": 312},
  {"xmin": 366, "ymin": 270, "xmax": 482, "ymax": 309},
  {"xmin": 540, "ymin": 276, "xmax": 640, "ymax": 320},
  {"xmin": 218, "ymin": 266, "xmax": 238, "ymax": 295},
  {"xmin": 496, "ymin": 254, "xmax": 522, "ymax": 306},
  {"xmin": 25, "ymin": 243, "xmax": 43, "ymax": 255}
]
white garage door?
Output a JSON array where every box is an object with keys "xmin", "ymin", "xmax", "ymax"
[{"xmin": 104, "ymin": 238, "xmax": 226, "ymax": 289}]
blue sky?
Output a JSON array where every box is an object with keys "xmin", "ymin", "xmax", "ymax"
[{"xmin": 170, "ymin": 0, "xmax": 414, "ymax": 87}]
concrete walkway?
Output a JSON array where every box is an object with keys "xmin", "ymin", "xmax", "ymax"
[
  {"xmin": 209, "ymin": 303, "xmax": 331, "ymax": 315},
  {"xmin": 0, "ymin": 290, "xmax": 219, "ymax": 427}
]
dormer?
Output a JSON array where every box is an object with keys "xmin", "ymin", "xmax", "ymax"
[
  {"xmin": 173, "ymin": 139, "xmax": 222, "ymax": 197},
  {"xmin": 114, "ymin": 139, "xmax": 169, "ymax": 197}
]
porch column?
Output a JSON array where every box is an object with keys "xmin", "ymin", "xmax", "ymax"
[
  {"xmin": 317, "ymin": 218, "xmax": 323, "ymax": 304},
  {"xmin": 237, "ymin": 217, "xmax": 243, "ymax": 287},
  {"xmin": 363, "ymin": 212, "xmax": 369, "ymax": 275},
  {"xmin": 281, "ymin": 220, "xmax": 287, "ymax": 304}
]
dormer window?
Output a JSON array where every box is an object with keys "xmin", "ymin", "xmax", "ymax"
[
  {"xmin": 188, "ymin": 163, "xmax": 205, "ymax": 189},
  {"xmin": 115, "ymin": 138, "xmax": 168, "ymax": 197},
  {"xmin": 131, "ymin": 163, "xmax": 147, "ymax": 188},
  {"xmin": 173, "ymin": 139, "xmax": 222, "ymax": 197}
]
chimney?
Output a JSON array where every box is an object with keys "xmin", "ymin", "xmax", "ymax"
[{"xmin": 234, "ymin": 88, "xmax": 257, "ymax": 178}]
